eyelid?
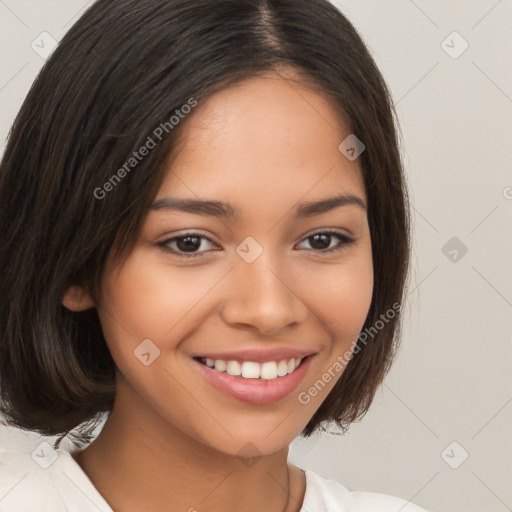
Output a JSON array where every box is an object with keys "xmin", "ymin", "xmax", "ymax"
[{"xmin": 302, "ymin": 227, "xmax": 354, "ymax": 239}]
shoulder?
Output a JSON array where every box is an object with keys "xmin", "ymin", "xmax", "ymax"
[
  {"xmin": 0, "ymin": 447, "xmax": 112, "ymax": 512},
  {"xmin": 302, "ymin": 469, "xmax": 429, "ymax": 512},
  {"xmin": 0, "ymin": 447, "xmax": 67, "ymax": 512}
]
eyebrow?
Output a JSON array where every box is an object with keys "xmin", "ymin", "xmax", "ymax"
[{"xmin": 149, "ymin": 193, "xmax": 367, "ymax": 219}]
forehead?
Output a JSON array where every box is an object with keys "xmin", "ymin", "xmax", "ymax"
[{"xmin": 158, "ymin": 70, "xmax": 366, "ymax": 207}]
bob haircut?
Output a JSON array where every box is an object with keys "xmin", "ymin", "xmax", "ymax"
[{"xmin": 0, "ymin": 0, "xmax": 409, "ymax": 447}]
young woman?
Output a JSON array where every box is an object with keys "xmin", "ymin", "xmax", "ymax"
[{"xmin": 0, "ymin": 1, "xmax": 427, "ymax": 510}]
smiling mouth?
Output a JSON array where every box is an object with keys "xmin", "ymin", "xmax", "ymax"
[{"xmin": 194, "ymin": 356, "xmax": 307, "ymax": 381}]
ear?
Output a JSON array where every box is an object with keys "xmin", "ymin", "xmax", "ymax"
[{"xmin": 62, "ymin": 285, "xmax": 96, "ymax": 312}]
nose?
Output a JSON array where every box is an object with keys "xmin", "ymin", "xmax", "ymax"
[{"xmin": 219, "ymin": 250, "xmax": 309, "ymax": 336}]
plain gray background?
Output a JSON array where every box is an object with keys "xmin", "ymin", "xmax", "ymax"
[{"xmin": 1, "ymin": 1, "xmax": 511, "ymax": 511}]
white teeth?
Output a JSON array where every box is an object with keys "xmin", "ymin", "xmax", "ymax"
[
  {"xmin": 241, "ymin": 361, "xmax": 260, "ymax": 378},
  {"xmin": 214, "ymin": 360, "xmax": 226, "ymax": 372},
  {"xmin": 277, "ymin": 360, "xmax": 288, "ymax": 377},
  {"xmin": 226, "ymin": 360, "xmax": 241, "ymax": 376},
  {"xmin": 260, "ymin": 361, "xmax": 277, "ymax": 380},
  {"xmin": 201, "ymin": 357, "xmax": 304, "ymax": 380}
]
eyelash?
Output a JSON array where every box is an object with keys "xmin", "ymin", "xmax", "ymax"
[{"xmin": 156, "ymin": 230, "xmax": 355, "ymax": 260}]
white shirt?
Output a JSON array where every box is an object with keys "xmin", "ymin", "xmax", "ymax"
[{"xmin": 0, "ymin": 447, "xmax": 428, "ymax": 511}]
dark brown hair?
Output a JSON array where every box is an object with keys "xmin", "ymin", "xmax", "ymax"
[{"xmin": 0, "ymin": 0, "xmax": 409, "ymax": 447}]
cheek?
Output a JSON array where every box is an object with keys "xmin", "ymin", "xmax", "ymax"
[
  {"xmin": 96, "ymin": 252, "xmax": 228, "ymax": 360},
  {"xmin": 299, "ymin": 250, "xmax": 373, "ymax": 351}
]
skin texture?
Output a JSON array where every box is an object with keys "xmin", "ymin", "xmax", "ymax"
[{"xmin": 63, "ymin": 68, "xmax": 374, "ymax": 512}]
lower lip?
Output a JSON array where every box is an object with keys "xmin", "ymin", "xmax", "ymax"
[{"xmin": 192, "ymin": 356, "xmax": 313, "ymax": 405}]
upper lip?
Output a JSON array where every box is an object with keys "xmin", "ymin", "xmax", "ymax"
[{"xmin": 192, "ymin": 347, "xmax": 316, "ymax": 364}]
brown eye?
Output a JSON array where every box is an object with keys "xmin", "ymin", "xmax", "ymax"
[
  {"xmin": 175, "ymin": 235, "xmax": 202, "ymax": 253},
  {"xmin": 297, "ymin": 231, "xmax": 355, "ymax": 253},
  {"xmin": 157, "ymin": 233, "xmax": 219, "ymax": 259}
]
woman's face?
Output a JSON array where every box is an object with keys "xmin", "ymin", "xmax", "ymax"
[{"xmin": 89, "ymin": 70, "xmax": 373, "ymax": 457}]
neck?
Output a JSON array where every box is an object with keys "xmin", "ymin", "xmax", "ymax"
[{"xmin": 72, "ymin": 374, "xmax": 305, "ymax": 512}]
